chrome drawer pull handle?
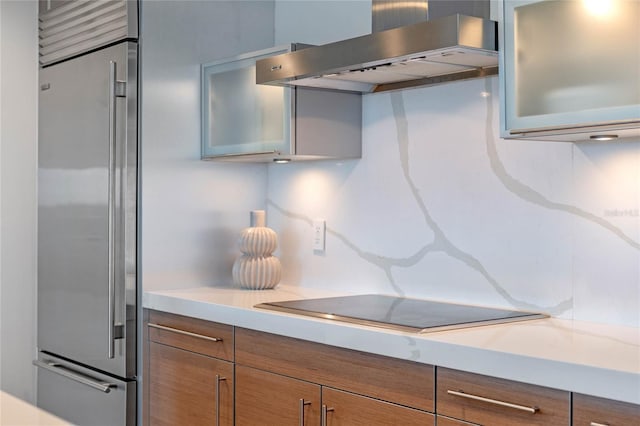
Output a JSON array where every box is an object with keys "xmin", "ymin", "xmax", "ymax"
[
  {"xmin": 321, "ymin": 405, "xmax": 334, "ymax": 426},
  {"xmin": 148, "ymin": 323, "xmax": 223, "ymax": 342},
  {"xmin": 299, "ymin": 399, "xmax": 311, "ymax": 426},
  {"xmin": 33, "ymin": 360, "xmax": 116, "ymax": 393},
  {"xmin": 590, "ymin": 423, "xmax": 609, "ymax": 426},
  {"xmin": 447, "ymin": 390, "xmax": 539, "ymax": 414},
  {"xmin": 215, "ymin": 375, "xmax": 226, "ymax": 426}
]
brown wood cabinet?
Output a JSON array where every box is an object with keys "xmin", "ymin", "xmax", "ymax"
[
  {"xmin": 436, "ymin": 367, "xmax": 570, "ymax": 426},
  {"xmin": 144, "ymin": 309, "xmax": 640, "ymax": 426},
  {"xmin": 235, "ymin": 327, "xmax": 435, "ymax": 425},
  {"xmin": 573, "ymin": 393, "xmax": 640, "ymax": 426},
  {"xmin": 235, "ymin": 365, "xmax": 433, "ymax": 426},
  {"xmin": 146, "ymin": 310, "xmax": 234, "ymax": 426}
]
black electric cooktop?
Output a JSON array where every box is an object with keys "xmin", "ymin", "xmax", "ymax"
[{"xmin": 255, "ymin": 294, "xmax": 547, "ymax": 333}]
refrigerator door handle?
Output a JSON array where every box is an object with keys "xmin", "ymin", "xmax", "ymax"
[
  {"xmin": 108, "ymin": 60, "xmax": 117, "ymax": 359},
  {"xmin": 33, "ymin": 360, "xmax": 118, "ymax": 393},
  {"xmin": 107, "ymin": 61, "xmax": 127, "ymax": 359}
]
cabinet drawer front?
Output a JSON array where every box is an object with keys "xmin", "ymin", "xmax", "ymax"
[
  {"xmin": 573, "ymin": 393, "xmax": 640, "ymax": 426},
  {"xmin": 437, "ymin": 367, "xmax": 569, "ymax": 426},
  {"xmin": 148, "ymin": 310, "xmax": 233, "ymax": 360},
  {"xmin": 322, "ymin": 387, "xmax": 434, "ymax": 426},
  {"xmin": 236, "ymin": 365, "xmax": 321, "ymax": 426},
  {"xmin": 149, "ymin": 342, "xmax": 233, "ymax": 426},
  {"xmin": 235, "ymin": 328, "xmax": 434, "ymax": 412}
]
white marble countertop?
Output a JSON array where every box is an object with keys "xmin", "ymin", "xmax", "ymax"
[
  {"xmin": 143, "ymin": 285, "xmax": 640, "ymax": 405},
  {"xmin": 0, "ymin": 392, "xmax": 69, "ymax": 425}
]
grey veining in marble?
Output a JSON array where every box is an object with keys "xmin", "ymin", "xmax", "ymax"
[
  {"xmin": 482, "ymin": 78, "xmax": 639, "ymax": 250},
  {"xmin": 390, "ymin": 91, "xmax": 572, "ymax": 314}
]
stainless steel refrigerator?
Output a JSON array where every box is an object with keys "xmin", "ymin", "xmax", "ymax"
[{"xmin": 35, "ymin": 2, "xmax": 139, "ymax": 424}]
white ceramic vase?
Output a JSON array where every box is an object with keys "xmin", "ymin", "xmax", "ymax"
[{"xmin": 232, "ymin": 210, "xmax": 281, "ymax": 290}]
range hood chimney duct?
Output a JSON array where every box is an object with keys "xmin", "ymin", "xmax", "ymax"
[
  {"xmin": 372, "ymin": 0, "xmax": 490, "ymax": 32},
  {"xmin": 257, "ymin": 0, "xmax": 498, "ymax": 93}
]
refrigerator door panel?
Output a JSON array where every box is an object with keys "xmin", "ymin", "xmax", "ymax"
[
  {"xmin": 35, "ymin": 352, "xmax": 136, "ymax": 425},
  {"xmin": 38, "ymin": 41, "xmax": 138, "ymax": 379}
]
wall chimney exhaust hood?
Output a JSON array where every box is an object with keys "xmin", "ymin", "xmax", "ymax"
[{"xmin": 256, "ymin": 1, "xmax": 498, "ymax": 93}]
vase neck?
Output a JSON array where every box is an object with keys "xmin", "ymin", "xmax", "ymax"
[{"xmin": 250, "ymin": 210, "xmax": 266, "ymax": 227}]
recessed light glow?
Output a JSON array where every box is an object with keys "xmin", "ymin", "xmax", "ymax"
[
  {"xmin": 273, "ymin": 158, "xmax": 291, "ymax": 164},
  {"xmin": 583, "ymin": 0, "xmax": 614, "ymax": 17},
  {"xmin": 590, "ymin": 134, "xmax": 618, "ymax": 141}
]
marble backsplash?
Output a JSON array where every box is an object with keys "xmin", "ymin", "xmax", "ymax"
[{"xmin": 266, "ymin": 76, "xmax": 640, "ymax": 327}]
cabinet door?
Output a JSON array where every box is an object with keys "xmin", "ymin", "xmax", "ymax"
[
  {"xmin": 149, "ymin": 342, "xmax": 233, "ymax": 426},
  {"xmin": 321, "ymin": 387, "xmax": 434, "ymax": 426},
  {"xmin": 573, "ymin": 393, "xmax": 640, "ymax": 426},
  {"xmin": 236, "ymin": 365, "xmax": 321, "ymax": 426},
  {"xmin": 201, "ymin": 46, "xmax": 292, "ymax": 158},
  {"xmin": 501, "ymin": 0, "xmax": 640, "ymax": 138}
]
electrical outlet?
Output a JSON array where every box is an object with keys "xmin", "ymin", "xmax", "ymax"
[{"xmin": 313, "ymin": 219, "xmax": 326, "ymax": 252}]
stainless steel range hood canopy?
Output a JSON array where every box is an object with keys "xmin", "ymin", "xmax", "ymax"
[{"xmin": 256, "ymin": 0, "xmax": 498, "ymax": 93}]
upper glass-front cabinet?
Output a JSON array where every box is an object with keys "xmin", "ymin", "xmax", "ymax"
[
  {"xmin": 202, "ymin": 46, "xmax": 291, "ymax": 158},
  {"xmin": 201, "ymin": 44, "xmax": 362, "ymax": 162},
  {"xmin": 500, "ymin": 0, "xmax": 640, "ymax": 141}
]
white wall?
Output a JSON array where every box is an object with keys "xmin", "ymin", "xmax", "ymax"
[
  {"xmin": 0, "ymin": 0, "xmax": 38, "ymax": 403},
  {"xmin": 275, "ymin": 0, "xmax": 371, "ymax": 45},
  {"xmin": 141, "ymin": 0, "xmax": 276, "ymax": 291}
]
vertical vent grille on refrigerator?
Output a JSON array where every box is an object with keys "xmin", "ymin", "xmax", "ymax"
[{"xmin": 39, "ymin": 0, "xmax": 136, "ymax": 66}]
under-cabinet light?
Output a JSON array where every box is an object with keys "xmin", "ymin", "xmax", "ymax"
[
  {"xmin": 589, "ymin": 135, "xmax": 619, "ymax": 141},
  {"xmin": 273, "ymin": 158, "xmax": 291, "ymax": 164}
]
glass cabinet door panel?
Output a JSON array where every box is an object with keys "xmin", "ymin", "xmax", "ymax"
[
  {"xmin": 502, "ymin": 0, "xmax": 640, "ymax": 132},
  {"xmin": 202, "ymin": 47, "xmax": 291, "ymax": 157}
]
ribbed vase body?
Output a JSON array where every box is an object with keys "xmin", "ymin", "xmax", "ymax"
[
  {"xmin": 232, "ymin": 255, "xmax": 282, "ymax": 290},
  {"xmin": 232, "ymin": 210, "xmax": 281, "ymax": 290}
]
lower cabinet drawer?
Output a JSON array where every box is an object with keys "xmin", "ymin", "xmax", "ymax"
[
  {"xmin": 573, "ymin": 393, "xmax": 640, "ymax": 426},
  {"xmin": 322, "ymin": 387, "xmax": 434, "ymax": 426},
  {"xmin": 436, "ymin": 416, "xmax": 479, "ymax": 426},
  {"xmin": 147, "ymin": 310, "xmax": 234, "ymax": 361},
  {"xmin": 436, "ymin": 367, "xmax": 570, "ymax": 426},
  {"xmin": 236, "ymin": 327, "xmax": 434, "ymax": 412}
]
